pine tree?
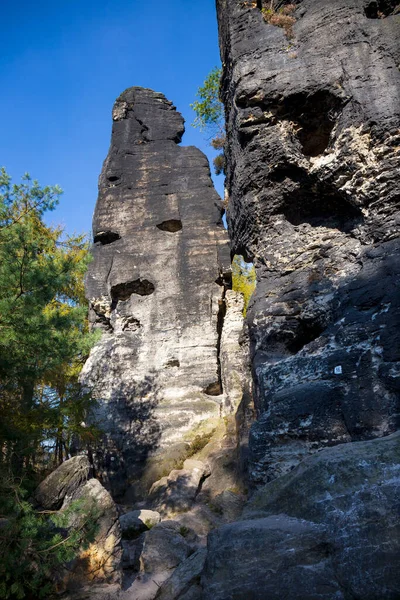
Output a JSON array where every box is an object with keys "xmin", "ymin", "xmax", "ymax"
[{"xmin": 0, "ymin": 167, "xmax": 99, "ymax": 472}]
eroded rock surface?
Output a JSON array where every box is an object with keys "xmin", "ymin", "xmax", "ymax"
[
  {"xmin": 217, "ymin": 0, "xmax": 400, "ymax": 484},
  {"xmin": 81, "ymin": 87, "xmax": 231, "ymax": 499},
  {"xmin": 34, "ymin": 455, "xmax": 92, "ymax": 510},
  {"xmin": 63, "ymin": 478, "xmax": 122, "ymax": 586},
  {"xmin": 202, "ymin": 432, "xmax": 400, "ymax": 599},
  {"xmin": 34, "ymin": 457, "xmax": 122, "ymax": 592}
]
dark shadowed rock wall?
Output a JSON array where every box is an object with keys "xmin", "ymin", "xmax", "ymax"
[
  {"xmin": 81, "ymin": 88, "xmax": 231, "ymax": 499},
  {"xmin": 217, "ymin": 0, "xmax": 400, "ymax": 485}
]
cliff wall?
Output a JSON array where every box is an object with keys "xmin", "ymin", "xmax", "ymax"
[{"xmin": 217, "ymin": 0, "xmax": 400, "ymax": 484}]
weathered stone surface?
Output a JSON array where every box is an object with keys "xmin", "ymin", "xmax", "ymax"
[
  {"xmin": 217, "ymin": 0, "xmax": 400, "ymax": 485},
  {"xmin": 245, "ymin": 432, "xmax": 400, "ymax": 599},
  {"xmin": 202, "ymin": 432, "xmax": 400, "ymax": 599},
  {"xmin": 210, "ymin": 490, "xmax": 245, "ymax": 522},
  {"xmin": 121, "ymin": 536, "xmax": 144, "ymax": 571},
  {"xmin": 34, "ymin": 455, "xmax": 91, "ymax": 509},
  {"xmin": 140, "ymin": 521, "xmax": 192, "ymax": 574},
  {"xmin": 80, "ymin": 87, "xmax": 231, "ymax": 499},
  {"xmin": 119, "ymin": 509, "xmax": 161, "ymax": 537},
  {"xmin": 63, "ymin": 478, "xmax": 122, "ymax": 585},
  {"xmin": 202, "ymin": 516, "xmax": 342, "ymax": 600},
  {"xmin": 149, "ymin": 459, "xmax": 209, "ymax": 516},
  {"xmin": 155, "ymin": 548, "xmax": 207, "ymax": 600}
]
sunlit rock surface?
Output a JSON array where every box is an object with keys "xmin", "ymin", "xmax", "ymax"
[{"xmin": 81, "ymin": 88, "xmax": 231, "ymax": 499}]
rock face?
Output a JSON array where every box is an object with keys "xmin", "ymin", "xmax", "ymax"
[
  {"xmin": 34, "ymin": 455, "xmax": 91, "ymax": 509},
  {"xmin": 81, "ymin": 87, "xmax": 231, "ymax": 499},
  {"xmin": 217, "ymin": 0, "xmax": 400, "ymax": 484},
  {"xmin": 202, "ymin": 432, "xmax": 400, "ymax": 599},
  {"xmin": 64, "ymin": 478, "xmax": 122, "ymax": 586},
  {"xmin": 34, "ymin": 457, "xmax": 122, "ymax": 590}
]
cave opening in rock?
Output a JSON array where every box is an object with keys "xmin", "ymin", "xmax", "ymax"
[
  {"xmin": 165, "ymin": 359, "xmax": 180, "ymax": 368},
  {"xmin": 272, "ymin": 166, "xmax": 364, "ymax": 231},
  {"xmin": 111, "ymin": 279, "xmax": 155, "ymax": 302},
  {"xmin": 107, "ymin": 175, "xmax": 120, "ymax": 182},
  {"xmin": 364, "ymin": 0, "xmax": 399, "ymax": 17},
  {"xmin": 94, "ymin": 231, "xmax": 121, "ymax": 245},
  {"xmin": 204, "ymin": 381, "xmax": 223, "ymax": 396},
  {"xmin": 287, "ymin": 320, "xmax": 325, "ymax": 354},
  {"xmin": 156, "ymin": 219, "xmax": 183, "ymax": 233},
  {"xmin": 278, "ymin": 91, "xmax": 344, "ymax": 157}
]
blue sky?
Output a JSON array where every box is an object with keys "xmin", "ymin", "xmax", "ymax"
[{"xmin": 0, "ymin": 0, "xmax": 223, "ymax": 236}]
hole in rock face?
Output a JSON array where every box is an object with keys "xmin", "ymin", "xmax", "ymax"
[
  {"xmin": 215, "ymin": 272, "xmax": 233, "ymax": 289},
  {"xmin": 111, "ymin": 279, "xmax": 155, "ymax": 302},
  {"xmin": 122, "ymin": 316, "xmax": 141, "ymax": 332},
  {"xmin": 279, "ymin": 91, "xmax": 344, "ymax": 157},
  {"xmin": 204, "ymin": 381, "xmax": 223, "ymax": 396},
  {"xmin": 94, "ymin": 231, "xmax": 121, "ymax": 245},
  {"xmin": 165, "ymin": 359, "xmax": 180, "ymax": 368},
  {"xmin": 156, "ymin": 219, "xmax": 183, "ymax": 233},
  {"xmin": 365, "ymin": 0, "xmax": 399, "ymax": 17},
  {"xmin": 271, "ymin": 166, "xmax": 364, "ymax": 231},
  {"xmin": 286, "ymin": 320, "xmax": 325, "ymax": 354},
  {"xmin": 107, "ymin": 175, "xmax": 120, "ymax": 183}
]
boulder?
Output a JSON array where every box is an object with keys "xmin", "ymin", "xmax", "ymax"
[
  {"xmin": 202, "ymin": 433, "xmax": 400, "ymax": 599},
  {"xmin": 150, "ymin": 459, "xmax": 209, "ymax": 515},
  {"xmin": 63, "ymin": 478, "xmax": 122, "ymax": 585},
  {"xmin": 202, "ymin": 516, "xmax": 341, "ymax": 600},
  {"xmin": 119, "ymin": 509, "xmax": 161, "ymax": 538},
  {"xmin": 155, "ymin": 548, "xmax": 207, "ymax": 600},
  {"xmin": 121, "ymin": 536, "xmax": 145, "ymax": 571},
  {"xmin": 140, "ymin": 521, "xmax": 192, "ymax": 574},
  {"xmin": 34, "ymin": 455, "xmax": 91, "ymax": 509}
]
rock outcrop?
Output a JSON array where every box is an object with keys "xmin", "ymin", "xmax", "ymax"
[
  {"xmin": 217, "ymin": 0, "xmax": 400, "ymax": 484},
  {"xmin": 202, "ymin": 432, "xmax": 400, "ymax": 599},
  {"xmin": 34, "ymin": 456, "xmax": 122, "ymax": 590},
  {"xmin": 34, "ymin": 455, "xmax": 92, "ymax": 509},
  {"xmin": 81, "ymin": 88, "xmax": 231, "ymax": 499}
]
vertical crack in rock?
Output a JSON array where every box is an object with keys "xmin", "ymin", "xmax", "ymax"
[
  {"xmin": 81, "ymin": 87, "xmax": 231, "ymax": 500},
  {"xmin": 204, "ymin": 282, "xmax": 228, "ymax": 398}
]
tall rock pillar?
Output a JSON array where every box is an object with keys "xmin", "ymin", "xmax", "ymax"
[{"xmin": 81, "ymin": 88, "xmax": 230, "ymax": 499}]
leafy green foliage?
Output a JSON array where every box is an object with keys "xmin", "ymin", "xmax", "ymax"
[
  {"xmin": 191, "ymin": 68, "xmax": 226, "ymax": 175},
  {"xmin": 190, "ymin": 67, "xmax": 224, "ymax": 133},
  {"xmin": 0, "ymin": 478, "xmax": 99, "ymax": 599},
  {"xmin": 261, "ymin": 2, "xmax": 296, "ymax": 38},
  {"xmin": 0, "ymin": 168, "xmax": 99, "ymax": 470},
  {"xmin": 232, "ymin": 255, "xmax": 256, "ymax": 316},
  {"xmin": 0, "ymin": 169, "xmax": 102, "ymax": 597}
]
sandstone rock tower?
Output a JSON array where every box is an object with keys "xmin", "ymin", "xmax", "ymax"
[{"xmin": 81, "ymin": 88, "xmax": 231, "ymax": 499}]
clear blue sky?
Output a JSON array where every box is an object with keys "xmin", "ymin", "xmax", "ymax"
[{"xmin": 0, "ymin": 0, "xmax": 222, "ymax": 236}]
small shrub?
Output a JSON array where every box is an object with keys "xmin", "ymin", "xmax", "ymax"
[
  {"xmin": 179, "ymin": 526, "xmax": 190, "ymax": 538},
  {"xmin": 0, "ymin": 481, "xmax": 99, "ymax": 599},
  {"xmin": 262, "ymin": 2, "xmax": 296, "ymax": 38},
  {"xmin": 213, "ymin": 153, "xmax": 226, "ymax": 176},
  {"xmin": 186, "ymin": 430, "xmax": 215, "ymax": 458}
]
